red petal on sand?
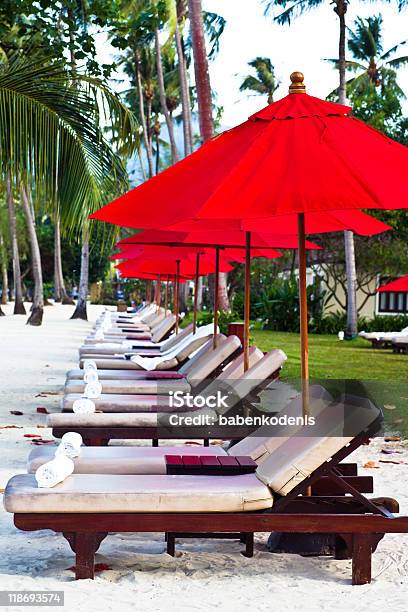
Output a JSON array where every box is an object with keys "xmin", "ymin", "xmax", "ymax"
[
  {"xmin": 0, "ymin": 425, "xmax": 22, "ymax": 429},
  {"xmin": 36, "ymin": 407, "xmax": 49, "ymax": 414},
  {"xmin": 31, "ymin": 439, "xmax": 54, "ymax": 445},
  {"xmin": 10, "ymin": 411, "xmax": 23, "ymax": 416},
  {"xmin": 184, "ymin": 441, "xmax": 201, "ymax": 446},
  {"xmin": 23, "ymin": 434, "xmax": 41, "ymax": 438}
]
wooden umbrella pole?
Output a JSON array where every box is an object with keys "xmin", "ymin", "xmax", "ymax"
[
  {"xmin": 164, "ymin": 276, "xmax": 169, "ymax": 313},
  {"xmin": 157, "ymin": 275, "xmax": 161, "ymax": 311},
  {"xmin": 193, "ymin": 252, "xmax": 200, "ymax": 334},
  {"xmin": 175, "ymin": 262, "xmax": 180, "ymax": 334},
  {"xmin": 213, "ymin": 247, "xmax": 220, "ymax": 349},
  {"xmin": 244, "ymin": 231, "xmax": 251, "ymax": 371},
  {"xmin": 298, "ymin": 212, "xmax": 310, "ymax": 417}
]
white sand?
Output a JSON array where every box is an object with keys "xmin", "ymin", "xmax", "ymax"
[{"xmin": 0, "ymin": 303, "xmax": 407, "ymax": 611}]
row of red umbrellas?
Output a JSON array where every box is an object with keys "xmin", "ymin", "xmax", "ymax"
[{"xmin": 92, "ymin": 71, "xmax": 407, "ymax": 414}]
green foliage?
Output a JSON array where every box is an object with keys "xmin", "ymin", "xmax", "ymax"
[
  {"xmin": 195, "ymin": 309, "xmax": 242, "ymax": 335},
  {"xmin": 239, "ymin": 57, "xmax": 279, "ymax": 103}
]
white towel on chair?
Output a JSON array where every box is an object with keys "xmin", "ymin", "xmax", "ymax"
[{"xmin": 35, "ymin": 455, "xmax": 74, "ymax": 488}]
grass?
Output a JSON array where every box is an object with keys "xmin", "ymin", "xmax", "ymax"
[
  {"xmin": 252, "ymin": 331, "xmax": 408, "ymax": 381},
  {"xmin": 252, "ymin": 330, "xmax": 408, "ymax": 436}
]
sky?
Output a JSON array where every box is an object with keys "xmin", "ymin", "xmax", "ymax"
[
  {"xmin": 202, "ymin": 0, "xmax": 408, "ymax": 126},
  {"xmin": 94, "ymin": 0, "xmax": 408, "ymax": 144}
]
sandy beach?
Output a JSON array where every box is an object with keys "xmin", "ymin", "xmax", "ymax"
[{"xmin": 0, "ymin": 303, "xmax": 407, "ymax": 612}]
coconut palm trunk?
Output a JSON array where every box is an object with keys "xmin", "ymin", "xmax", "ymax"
[
  {"xmin": 71, "ymin": 229, "xmax": 89, "ymax": 320},
  {"xmin": 0, "ymin": 231, "xmax": 8, "ymax": 307},
  {"xmin": 20, "ymin": 183, "xmax": 44, "ymax": 326},
  {"xmin": 54, "ymin": 213, "xmax": 74, "ymax": 305},
  {"xmin": 6, "ymin": 172, "xmax": 26, "ymax": 315},
  {"xmin": 154, "ymin": 28, "xmax": 179, "ymax": 164},
  {"xmin": 135, "ymin": 51, "xmax": 154, "ymax": 178},
  {"xmin": 175, "ymin": 19, "xmax": 193, "ymax": 155},
  {"xmin": 188, "ymin": 0, "xmax": 230, "ymax": 310},
  {"xmin": 335, "ymin": 0, "xmax": 358, "ymax": 337}
]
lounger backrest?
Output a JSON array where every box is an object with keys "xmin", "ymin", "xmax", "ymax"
[
  {"xmin": 201, "ymin": 349, "xmax": 287, "ymax": 416},
  {"xmin": 256, "ymin": 396, "xmax": 381, "ymax": 496},
  {"xmin": 178, "ymin": 336, "xmax": 226, "ymax": 375},
  {"xmin": 184, "ymin": 335, "xmax": 242, "ymax": 386},
  {"xmin": 229, "ymin": 349, "xmax": 287, "ymax": 402},
  {"xmin": 228, "ymin": 385, "xmax": 333, "ymax": 461},
  {"xmin": 151, "ymin": 315, "xmax": 176, "ymax": 343},
  {"xmin": 160, "ymin": 323, "xmax": 194, "ymax": 352},
  {"xmin": 175, "ymin": 325, "xmax": 217, "ymax": 362},
  {"xmin": 217, "ymin": 346, "xmax": 264, "ymax": 381}
]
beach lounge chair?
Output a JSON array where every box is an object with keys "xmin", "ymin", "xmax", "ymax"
[
  {"xmin": 28, "ymin": 384, "xmax": 334, "ymax": 474},
  {"xmin": 85, "ymin": 314, "xmax": 176, "ymax": 344},
  {"xmin": 62, "ymin": 334, "xmax": 243, "ymax": 409},
  {"xmin": 359, "ymin": 326, "xmax": 408, "ymax": 348},
  {"xmin": 76, "ymin": 324, "xmax": 196, "ymax": 370},
  {"xmin": 48, "ymin": 350, "xmax": 287, "ymax": 445},
  {"xmin": 391, "ymin": 336, "xmax": 408, "ymax": 354},
  {"xmin": 79, "ymin": 323, "xmax": 212, "ymax": 360},
  {"xmin": 6, "ymin": 397, "xmax": 407, "ymax": 584}
]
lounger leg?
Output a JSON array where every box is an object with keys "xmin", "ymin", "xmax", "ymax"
[
  {"xmin": 75, "ymin": 534, "xmax": 97, "ymax": 580},
  {"xmin": 352, "ymin": 533, "xmax": 372, "ymax": 585},
  {"xmin": 152, "ymin": 438, "xmax": 159, "ymax": 447},
  {"xmin": 166, "ymin": 533, "xmax": 176, "ymax": 557},
  {"xmin": 241, "ymin": 533, "xmax": 254, "ymax": 558},
  {"xmin": 203, "ymin": 439, "xmax": 209, "ymax": 447}
]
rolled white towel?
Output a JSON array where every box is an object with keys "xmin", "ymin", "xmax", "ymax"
[
  {"xmin": 35, "ymin": 454, "xmax": 74, "ymax": 488},
  {"xmin": 83, "ymin": 359, "xmax": 97, "ymax": 372},
  {"xmin": 55, "ymin": 432, "xmax": 83, "ymax": 458},
  {"xmin": 73, "ymin": 398, "xmax": 96, "ymax": 414},
  {"xmin": 84, "ymin": 381, "xmax": 102, "ymax": 399},
  {"xmin": 84, "ymin": 369, "xmax": 99, "ymax": 383},
  {"xmin": 94, "ymin": 328, "xmax": 105, "ymax": 340}
]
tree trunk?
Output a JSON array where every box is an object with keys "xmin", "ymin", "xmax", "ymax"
[
  {"xmin": 188, "ymin": 0, "xmax": 230, "ymax": 310},
  {"xmin": 154, "ymin": 28, "xmax": 179, "ymax": 164},
  {"xmin": 71, "ymin": 231, "xmax": 89, "ymax": 320},
  {"xmin": 135, "ymin": 51, "xmax": 154, "ymax": 178},
  {"xmin": 20, "ymin": 183, "xmax": 44, "ymax": 326},
  {"xmin": 0, "ymin": 231, "xmax": 8, "ymax": 305},
  {"xmin": 54, "ymin": 214, "xmax": 74, "ymax": 304},
  {"xmin": 6, "ymin": 172, "xmax": 26, "ymax": 315},
  {"xmin": 175, "ymin": 19, "xmax": 193, "ymax": 155},
  {"xmin": 335, "ymin": 1, "xmax": 357, "ymax": 337}
]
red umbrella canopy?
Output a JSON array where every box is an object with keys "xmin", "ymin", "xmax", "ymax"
[
  {"xmin": 116, "ymin": 228, "xmax": 322, "ymax": 250},
  {"xmin": 116, "ymin": 256, "xmax": 234, "ymax": 278},
  {"xmin": 111, "ymin": 244, "xmax": 283, "ymax": 262},
  {"xmin": 91, "ymin": 73, "xmax": 407, "ymax": 229},
  {"xmin": 377, "ymin": 275, "xmax": 408, "ymax": 293}
]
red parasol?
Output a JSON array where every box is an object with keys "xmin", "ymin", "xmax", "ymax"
[{"xmin": 377, "ymin": 275, "xmax": 408, "ymax": 293}]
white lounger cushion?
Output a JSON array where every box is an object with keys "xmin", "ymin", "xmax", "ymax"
[
  {"xmin": 27, "ymin": 445, "xmax": 228, "ymax": 475},
  {"xmin": 61, "ymin": 394, "xmax": 173, "ymax": 413},
  {"xmin": 47, "ymin": 412, "xmax": 158, "ymax": 427},
  {"xmin": 64, "ymin": 378, "xmax": 191, "ymax": 396},
  {"xmin": 256, "ymin": 397, "xmax": 380, "ymax": 496},
  {"xmin": 5, "ymin": 473, "xmax": 273, "ymax": 513},
  {"xmin": 228, "ymin": 384, "xmax": 334, "ymax": 462}
]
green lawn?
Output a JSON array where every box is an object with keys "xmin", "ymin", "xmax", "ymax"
[
  {"xmin": 252, "ymin": 331, "xmax": 408, "ymax": 381},
  {"xmin": 252, "ymin": 330, "xmax": 408, "ymax": 436}
]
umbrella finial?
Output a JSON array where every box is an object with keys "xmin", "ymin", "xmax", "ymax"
[{"xmin": 289, "ymin": 72, "xmax": 306, "ymax": 94}]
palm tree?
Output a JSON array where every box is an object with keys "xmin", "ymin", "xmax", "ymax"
[
  {"xmin": 187, "ymin": 0, "xmax": 230, "ymax": 310},
  {"xmin": 240, "ymin": 57, "xmax": 279, "ymax": 103},
  {"xmin": 261, "ymin": 0, "xmax": 406, "ymax": 337},
  {"xmin": 0, "ymin": 54, "xmax": 132, "ymax": 323},
  {"xmin": 331, "ymin": 15, "xmax": 408, "ymax": 95}
]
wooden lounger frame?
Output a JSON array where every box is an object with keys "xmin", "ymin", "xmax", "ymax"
[
  {"xmin": 52, "ymin": 365, "xmax": 280, "ymax": 447},
  {"xmin": 14, "ymin": 415, "xmax": 408, "ymax": 584},
  {"xmin": 392, "ymin": 340, "xmax": 408, "ymax": 354}
]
